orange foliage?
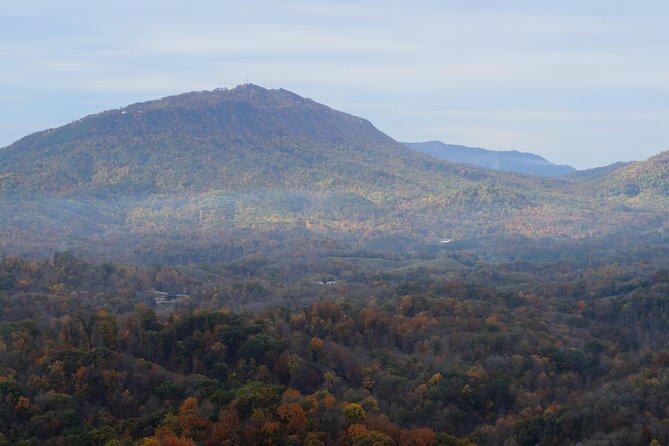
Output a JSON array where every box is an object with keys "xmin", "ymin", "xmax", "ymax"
[
  {"xmin": 282, "ymin": 388, "xmax": 303, "ymax": 403},
  {"xmin": 399, "ymin": 427, "xmax": 436, "ymax": 446},
  {"xmin": 361, "ymin": 307, "xmax": 377, "ymax": 330},
  {"xmin": 277, "ymin": 402, "xmax": 307, "ymax": 433},
  {"xmin": 348, "ymin": 423, "xmax": 394, "ymax": 445},
  {"xmin": 206, "ymin": 408, "xmax": 240, "ymax": 446},
  {"xmin": 140, "ymin": 428, "xmax": 196, "ymax": 446},
  {"xmin": 323, "ymin": 393, "xmax": 337, "ymax": 408},
  {"xmin": 173, "ymin": 397, "xmax": 211, "ymax": 440},
  {"xmin": 365, "ymin": 414, "xmax": 402, "ymax": 444},
  {"xmin": 348, "ymin": 423, "xmax": 371, "ymax": 442},
  {"xmin": 310, "ymin": 337, "xmax": 325, "ymax": 353}
]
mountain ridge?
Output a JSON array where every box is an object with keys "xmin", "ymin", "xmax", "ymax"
[
  {"xmin": 596, "ymin": 150, "xmax": 669, "ymax": 200},
  {"xmin": 564, "ymin": 161, "xmax": 633, "ymax": 181},
  {"xmin": 403, "ymin": 140, "xmax": 576, "ymax": 177},
  {"xmin": 0, "ymin": 85, "xmax": 667, "ymax": 262}
]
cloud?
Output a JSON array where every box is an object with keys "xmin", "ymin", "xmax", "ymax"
[
  {"xmin": 133, "ymin": 26, "xmax": 415, "ymax": 58},
  {"xmin": 1, "ymin": 1, "xmax": 668, "ymax": 168}
]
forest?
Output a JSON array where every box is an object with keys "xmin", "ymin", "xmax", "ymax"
[
  {"xmin": 1, "ymin": 85, "xmax": 667, "ymax": 264},
  {"xmin": 1, "ymin": 85, "xmax": 668, "ymax": 446},
  {"xmin": 2, "ymin": 235, "xmax": 669, "ymax": 446}
]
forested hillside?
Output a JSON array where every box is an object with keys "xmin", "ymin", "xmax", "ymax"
[
  {"xmin": 0, "ymin": 85, "xmax": 667, "ymax": 263},
  {"xmin": 594, "ymin": 151, "xmax": 669, "ymax": 205},
  {"xmin": 2, "ymin": 239, "xmax": 669, "ymax": 445}
]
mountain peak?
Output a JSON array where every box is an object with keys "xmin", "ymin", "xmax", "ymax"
[
  {"xmin": 119, "ymin": 84, "xmax": 317, "ymax": 115},
  {"xmin": 0, "ymin": 85, "xmax": 405, "ymax": 197}
]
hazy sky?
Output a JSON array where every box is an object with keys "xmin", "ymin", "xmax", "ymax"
[{"xmin": 2, "ymin": 0, "xmax": 668, "ymax": 169}]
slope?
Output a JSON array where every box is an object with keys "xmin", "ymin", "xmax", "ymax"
[
  {"xmin": 403, "ymin": 140, "xmax": 576, "ymax": 177},
  {"xmin": 564, "ymin": 161, "xmax": 632, "ymax": 182},
  {"xmin": 595, "ymin": 150, "xmax": 669, "ymax": 199},
  {"xmin": 1, "ymin": 85, "xmax": 503, "ymax": 198},
  {"xmin": 0, "ymin": 86, "xmax": 665, "ymax": 262}
]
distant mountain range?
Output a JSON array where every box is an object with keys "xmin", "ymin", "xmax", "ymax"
[
  {"xmin": 0, "ymin": 85, "xmax": 667, "ymax": 262},
  {"xmin": 403, "ymin": 141, "xmax": 576, "ymax": 177}
]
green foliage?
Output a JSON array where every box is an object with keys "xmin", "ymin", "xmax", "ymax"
[
  {"xmin": 238, "ymin": 334, "xmax": 283, "ymax": 362},
  {"xmin": 344, "ymin": 403, "xmax": 366, "ymax": 425},
  {"xmin": 232, "ymin": 381, "xmax": 283, "ymax": 418}
]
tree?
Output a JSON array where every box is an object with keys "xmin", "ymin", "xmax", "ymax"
[
  {"xmin": 172, "ymin": 397, "xmax": 211, "ymax": 441},
  {"xmin": 399, "ymin": 428, "xmax": 436, "ymax": 446},
  {"xmin": 277, "ymin": 402, "xmax": 307, "ymax": 434},
  {"xmin": 140, "ymin": 427, "xmax": 197, "ymax": 446},
  {"xmin": 207, "ymin": 408, "xmax": 240, "ymax": 446},
  {"xmin": 311, "ymin": 337, "xmax": 325, "ymax": 360},
  {"xmin": 233, "ymin": 381, "xmax": 282, "ymax": 419},
  {"xmin": 345, "ymin": 403, "xmax": 366, "ymax": 425},
  {"xmin": 348, "ymin": 424, "xmax": 394, "ymax": 446}
]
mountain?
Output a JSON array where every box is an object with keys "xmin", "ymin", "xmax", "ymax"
[
  {"xmin": 0, "ymin": 85, "xmax": 666, "ymax": 262},
  {"xmin": 594, "ymin": 150, "xmax": 669, "ymax": 201},
  {"xmin": 0, "ymin": 85, "xmax": 529, "ymax": 200},
  {"xmin": 564, "ymin": 161, "xmax": 632, "ymax": 182},
  {"xmin": 0, "ymin": 85, "xmax": 420, "ymax": 196},
  {"xmin": 0, "ymin": 85, "xmax": 545, "ymax": 260},
  {"xmin": 403, "ymin": 141, "xmax": 576, "ymax": 177}
]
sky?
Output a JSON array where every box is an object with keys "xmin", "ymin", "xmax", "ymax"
[{"xmin": 1, "ymin": 1, "xmax": 668, "ymax": 169}]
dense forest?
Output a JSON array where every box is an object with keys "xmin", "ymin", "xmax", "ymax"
[{"xmin": 2, "ymin": 236, "xmax": 669, "ymax": 445}]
